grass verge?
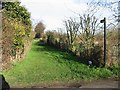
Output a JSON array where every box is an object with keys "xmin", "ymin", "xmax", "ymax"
[{"xmin": 3, "ymin": 40, "xmax": 118, "ymax": 87}]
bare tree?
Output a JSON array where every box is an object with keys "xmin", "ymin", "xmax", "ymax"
[
  {"xmin": 64, "ymin": 18, "xmax": 80, "ymax": 51},
  {"xmin": 78, "ymin": 13, "xmax": 99, "ymax": 59},
  {"xmin": 91, "ymin": 0, "xmax": 118, "ymax": 29},
  {"xmin": 34, "ymin": 22, "xmax": 46, "ymax": 38}
]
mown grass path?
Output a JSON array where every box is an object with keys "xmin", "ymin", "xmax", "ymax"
[{"xmin": 3, "ymin": 40, "xmax": 118, "ymax": 87}]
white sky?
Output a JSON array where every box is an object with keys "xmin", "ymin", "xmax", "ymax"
[{"xmin": 20, "ymin": 0, "xmax": 118, "ymax": 31}]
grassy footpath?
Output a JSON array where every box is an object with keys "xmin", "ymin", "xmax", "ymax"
[{"xmin": 3, "ymin": 40, "xmax": 118, "ymax": 87}]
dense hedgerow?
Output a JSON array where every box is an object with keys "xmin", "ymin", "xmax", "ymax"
[{"xmin": 2, "ymin": 1, "xmax": 33, "ymax": 69}]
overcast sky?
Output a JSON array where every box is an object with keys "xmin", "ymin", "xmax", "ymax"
[{"xmin": 20, "ymin": 0, "xmax": 118, "ymax": 31}]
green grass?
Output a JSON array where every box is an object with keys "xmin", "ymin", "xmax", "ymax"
[{"xmin": 3, "ymin": 40, "xmax": 118, "ymax": 87}]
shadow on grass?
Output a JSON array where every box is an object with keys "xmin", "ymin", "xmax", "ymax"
[
  {"xmin": 32, "ymin": 40, "xmax": 89, "ymax": 77},
  {"xmin": 32, "ymin": 40, "xmax": 87, "ymax": 66}
]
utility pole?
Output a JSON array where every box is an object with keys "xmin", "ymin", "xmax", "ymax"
[{"xmin": 100, "ymin": 17, "xmax": 106, "ymax": 67}]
